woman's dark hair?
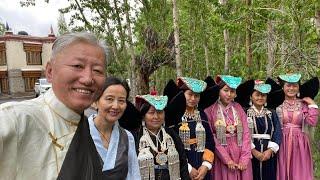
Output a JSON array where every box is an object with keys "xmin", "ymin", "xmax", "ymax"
[
  {"xmin": 139, "ymin": 102, "xmax": 151, "ymax": 117},
  {"xmin": 218, "ymin": 81, "xmax": 227, "ymax": 89},
  {"xmin": 179, "ymin": 84, "xmax": 189, "ymax": 92},
  {"xmin": 278, "ymin": 79, "xmax": 301, "ymax": 88},
  {"xmin": 97, "ymin": 77, "xmax": 131, "ymax": 101}
]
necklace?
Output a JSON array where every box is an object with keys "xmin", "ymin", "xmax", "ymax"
[
  {"xmin": 283, "ymin": 99, "xmax": 301, "ymax": 112},
  {"xmin": 94, "ymin": 122, "xmax": 111, "ymax": 147},
  {"xmin": 218, "ymin": 104, "xmax": 239, "ymax": 134},
  {"xmin": 143, "ymin": 127, "xmax": 169, "ymax": 165}
]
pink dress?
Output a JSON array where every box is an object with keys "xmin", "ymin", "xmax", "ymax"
[
  {"xmin": 205, "ymin": 101, "xmax": 253, "ymax": 180},
  {"xmin": 276, "ymin": 100, "xmax": 318, "ymax": 180}
]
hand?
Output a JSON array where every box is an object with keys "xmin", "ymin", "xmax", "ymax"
[
  {"xmin": 252, "ymin": 149, "xmax": 264, "ymax": 161},
  {"xmin": 237, "ymin": 163, "xmax": 247, "ymax": 171},
  {"xmin": 302, "ymin": 97, "xmax": 316, "ymax": 105},
  {"xmin": 262, "ymin": 149, "xmax": 273, "ymax": 161},
  {"xmin": 189, "ymin": 167, "xmax": 199, "ymax": 180},
  {"xmin": 194, "ymin": 165, "xmax": 208, "ymax": 180},
  {"xmin": 227, "ymin": 161, "xmax": 236, "ymax": 170}
]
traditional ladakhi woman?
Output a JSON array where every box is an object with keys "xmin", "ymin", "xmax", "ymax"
[
  {"xmin": 87, "ymin": 77, "xmax": 141, "ymax": 179},
  {"xmin": 240, "ymin": 80, "xmax": 282, "ymax": 180},
  {"xmin": 164, "ymin": 77, "xmax": 215, "ymax": 180},
  {"xmin": 275, "ymin": 73, "xmax": 319, "ymax": 180},
  {"xmin": 133, "ymin": 94, "xmax": 190, "ymax": 180},
  {"xmin": 204, "ymin": 75, "xmax": 252, "ymax": 180}
]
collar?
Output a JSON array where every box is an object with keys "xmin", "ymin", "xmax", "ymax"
[
  {"xmin": 252, "ymin": 105, "xmax": 264, "ymax": 114},
  {"xmin": 217, "ymin": 100, "xmax": 234, "ymax": 110},
  {"xmin": 88, "ymin": 114, "xmax": 119, "ymax": 171},
  {"xmin": 44, "ymin": 89, "xmax": 81, "ymax": 125}
]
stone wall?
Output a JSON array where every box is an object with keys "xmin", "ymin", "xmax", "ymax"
[{"xmin": 8, "ymin": 69, "xmax": 25, "ymax": 94}]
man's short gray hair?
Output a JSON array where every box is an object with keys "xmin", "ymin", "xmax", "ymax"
[{"xmin": 51, "ymin": 32, "xmax": 108, "ymax": 63}]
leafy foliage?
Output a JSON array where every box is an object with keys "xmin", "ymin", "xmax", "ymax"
[
  {"xmin": 0, "ymin": 21, "xmax": 5, "ymax": 35},
  {"xmin": 20, "ymin": 1, "xmax": 320, "ymax": 175}
]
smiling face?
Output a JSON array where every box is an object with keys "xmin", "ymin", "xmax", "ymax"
[
  {"xmin": 184, "ymin": 89, "xmax": 200, "ymax": 109},
  {"xmin": 144, "ymin": 106, "xmax": 165, "ymax": 133},
  {"xmin": 283, "ymin": 82, "xmax": 299, "ymax": 99},
  {"xmin": 46, "ymin": 41, "xmax": 106, "ymax": 114},
  {"xmin": 219, "ymin": 85, "xmax": 237, "ymax": 106},
  {"xmin": 96, "ymin": 84, "xmax": 127, "ymax": 124},
  {"xmin": 251, "ymin": 90, "xmax": 267, "ymax": 109}
]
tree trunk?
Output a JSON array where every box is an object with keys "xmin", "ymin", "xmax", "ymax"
[
  {"xmin": 137, "ymin": 72, "xmax": 149, "ymax": 95},
  {"xmin": 93, "ymin": 5, "xmax": 120, "ymax": 64},
  {"xmin": 190, "ymin": 14, "xmax": 196, "ymax": 75},
  {"xmin": 279, "ymin": 2, "xmax": 286, "ymax": 65},
  {"xmin": 105, "ymin": 20, "xmax": 119, "ymax": 64},
  {"xmin": 172, "ymin": 0, "xmax": 182, "ymax": 77},
  {"xmin": 219, "ymin": 0, "xmax": 231, "ymax": 74},
  {"xmin": 245, "ymin": 0, "xmax": 253, "ymax": 74},
  {"xmin": 200, "ymin": 15, "xmax": 210, "ymax": 77},
  {"xmin": 266, "ymin": 20, "xmax": 275, "ymax": 77},
  {"xmin": 315, "ymin": 10, "xmax": 320, "ymax": 67},
  {"xmin": 191, "ymin": 37, "xmax": 196, "ymax": 75},
  {"xmin": 223, "ymin": 29, "xmax": 231, "ymax": 74},
  {"xmin": 204, "ymin": 41, "xmax": 210, "ymax": 76},
  {"xmin": 123, "ymin": 0, "xmax": 137, "ymax": 98},
  {"xmin": 112, "ymin": 0, "xmax": 126, "ymax": 51}
]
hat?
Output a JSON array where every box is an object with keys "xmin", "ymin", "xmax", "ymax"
[
  {"xmin": 118, "ymin": 101, "xmax": 142, "ymax": 131},
  {"xmin": 253, "ymin": 80, "xmax": 271, "ymax": 94},
  {"xmin": 265, "ymin": 77, "xmax": 319, "ymax": 109},
  {"xmin": 300, "ymin": 77, "xmax": 319, "ymax": 99},
  {"xmin": 163, "ymin": 79, "xmax": 180, "ymax": 102},
  {"xmin": 177, "ymin": 77, "xmax": 207, "ymax": 93},
  {"xmin": 135, "ymin": 94, "xmax": 168, "ymax": 111},
  {"xmin": 265, "ymin": 78, "xmax": 285, "ymax": 109},
  {"xmin": 234, "ymin": 79, "xmax": 255, "ymax": 108},
  {"xmin": 235, "ymin": 79, "xmax": 275, "ymax": 108},
  {"xmin": 198, "ymin": 85, "xmax": 220, "ymax": 110},
  {"xmin": 215, "ymin": 75, "xmax": 242, "ymax": 89},
  {"xmin": 164, "ymin": 91, "xmax": 187, "ymax": 128},
  {"xmin": 204, "ymin": 76, "xmax": 216, "ymax": 89},
  {"xmin": 278, "ymin": 73, "xmax": 301, "ymax": 83}
]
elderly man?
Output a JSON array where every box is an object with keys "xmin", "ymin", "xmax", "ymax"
[{"xmin": 0, "ymin": 32, "xmax": 107, "ymax": 180}]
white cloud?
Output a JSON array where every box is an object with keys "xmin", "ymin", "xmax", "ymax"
[{"xmin": 0, "ymin": 0, "xmax": 69, "ymax": 36}]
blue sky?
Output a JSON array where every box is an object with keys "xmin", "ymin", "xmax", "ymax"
[{"xmin": 0, "ymin": 0, "xmax": 69, "ymax": 36}]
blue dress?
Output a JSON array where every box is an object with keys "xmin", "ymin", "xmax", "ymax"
[
  {"xmin": 246, "ymin": 107, "xmax": 282, "ymax": 180},
  {"xmin": 172, "ymin": 110, "xmax": 215, "ymax": 180}
]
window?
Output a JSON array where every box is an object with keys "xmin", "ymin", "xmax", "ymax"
[
  {"xmin": 22, "ymin": 70, "xmax": 42, "ymax": 92},
  {"xmin": 0, "ymin": 42, "xmax": 6, "ymax": 65},
  {"xmin": 0, "ymin": 71, "xmax": 8, "ymax": 93},
  {"xmin": 23, "ymin": 43, "xmax": 42, "ymax": 65}
]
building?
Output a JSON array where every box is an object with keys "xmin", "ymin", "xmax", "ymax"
[{"xmin": 0, "ymin": 28, "xmax": 56, "ymax": 96}]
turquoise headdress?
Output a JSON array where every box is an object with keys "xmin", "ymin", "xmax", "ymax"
[
  {"xmin": 278, "ymin": 73, "xmax": 301, "ymax": 83},
  {"xmin": 254, "ymin": 80, "xmax": 271, "ymax": 94},
  {"xmin": 135, "ymin": 94, "xmax": 168, "ymax": 111},
  {"xmin": 215, "ymin": 75, "xmax": 242, "ymax": 89},
  {"xmin": 177, "ymin": 77, "xmax": 207, "ymax": 93}
]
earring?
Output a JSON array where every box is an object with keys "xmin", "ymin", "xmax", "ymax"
[
  {"xmin": 249, "ymin": 100, "xmax": 252, "ymax": 106},
  {"xmin": 297, "ymin": 92, "xmax": 300, "ymax": 97},
  {"xmin": 264, "ymin": 102, "xmax": 267, "ymax": 107},
  {"xmin": 142, "ymin": 121, "xmax": 145, "ymax": 127}
]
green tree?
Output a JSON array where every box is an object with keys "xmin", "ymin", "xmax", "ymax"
[
  {"xmin": 57, "ymin": 12, "xmax": 69, "ymax": 35},
  {"xmin": 0, "ymin": 21, "xmax": 5, "ymax": 35}
]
